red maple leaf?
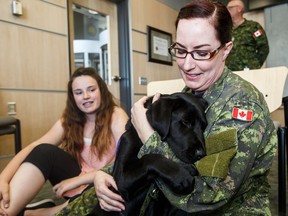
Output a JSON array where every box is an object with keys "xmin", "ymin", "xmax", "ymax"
[{"xmin": 239, "ymin": 111, "xmax": 246, "ymax": 118}]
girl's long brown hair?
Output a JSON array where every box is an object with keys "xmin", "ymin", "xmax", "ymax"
[{"xmin": 61, "ymin": 67, "xmax": 117, "ymax": 164}]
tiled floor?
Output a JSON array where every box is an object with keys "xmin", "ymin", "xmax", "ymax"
[{"xmin": 30, "ymin": 182, "xmax": 66, "ymax": 205}]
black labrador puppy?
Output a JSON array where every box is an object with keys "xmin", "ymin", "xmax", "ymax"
[{"xmin": 92, "ymin": 92, "xmax": 208, "ymax": 216}]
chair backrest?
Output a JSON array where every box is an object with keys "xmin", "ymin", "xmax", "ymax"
[
  {"xmin": 234, "ymin": 66, "xmax": 288, "ymax": 113},
  {"xmin": 147, "ymin": 66, "xmax": 288, "ymax": 113},
  {"xmin": 147, "ymin": 78, "xmax": 185, "ymax": 96}
]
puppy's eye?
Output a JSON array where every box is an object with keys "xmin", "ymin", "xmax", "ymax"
[{"xmin": 181, "ymin": 120, "xmax": 192, "ymax": 128}]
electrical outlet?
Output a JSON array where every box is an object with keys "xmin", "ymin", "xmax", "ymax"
[
  {"xmin": 8, "ymin": 102, "xmax": 16, "ymax": 115},
  {"xmin": 139, "ymin": 77, "xmax": 147, "ymax": 85}
]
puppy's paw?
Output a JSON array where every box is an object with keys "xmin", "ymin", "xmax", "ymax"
[
  {"xmin": 184, "ymin": 164, "xmax": 199, "ymax": 176},
  {"xmin": 167, "ymin": 164, "xmax": 197, "ymax": 194}
]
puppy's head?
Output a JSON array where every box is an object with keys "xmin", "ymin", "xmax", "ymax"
[{"xmin": 145, "ymin": 93, "xmax": 207, "ymax": 163}]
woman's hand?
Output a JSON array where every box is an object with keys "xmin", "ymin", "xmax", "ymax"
[
  {"xmin": 131, "ymin": 93, "xmax": 160, "ymax": 143},
  {"xmin": 94, "ymin": 170, "xmax": 125, "ymax": 212}
]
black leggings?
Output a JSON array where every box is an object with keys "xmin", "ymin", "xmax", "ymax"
[{"xmin": 23, "ymin": 144, "xmax": 81, "ymax": 186}]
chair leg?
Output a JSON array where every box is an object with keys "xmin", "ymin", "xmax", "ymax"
[
  {"xmin": 277, "ymin": 127, "xmax": 287, "ymax": 215},
  {"xmin": 14, "ymin": 119, "xmax": 22, "ymax": 154}
]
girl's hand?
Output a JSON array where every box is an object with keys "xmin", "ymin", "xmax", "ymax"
[
  {"xmin": 94, "ymin": 171, "xmax": 125, "ymax": 212},
  {"xmin": 0, "ymin": 207, "xmax": 8, "ymax": 216},
  {"xmin": 53, "ymin": 177, "xmax": 80, "ymax": 197},
  {"xmin": 0, "ymin": 180, "xmax": 10, "ymax": 210}
]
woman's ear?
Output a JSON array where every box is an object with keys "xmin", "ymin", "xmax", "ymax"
[{"xmin": 223, "ymin": 41, "xmax": 233, "ymax": 61}]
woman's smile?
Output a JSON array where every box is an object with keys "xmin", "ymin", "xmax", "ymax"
[{"xmin": 183, "ymin": 71, "xmax": 202, "ymax": 80}]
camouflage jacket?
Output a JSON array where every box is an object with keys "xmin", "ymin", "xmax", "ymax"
[
  {"xmin": 226, "ymin": 19, "xmax": 269, "ymax": 71},
  {"xmin": 138, "ymin": 67, "xmax": 277, "ymax": 215},
  {"xmin": 55, "ymin": 67, "xmax": 277, "ymax": 216}
]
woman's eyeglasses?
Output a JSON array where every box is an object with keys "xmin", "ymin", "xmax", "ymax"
[{"xmin": 168, "ymin": 43, "xmax": 224, "ymax": 61}]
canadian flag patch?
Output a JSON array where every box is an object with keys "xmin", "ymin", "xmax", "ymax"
[
  {"xmin": 253, "ymin": 29, "xmax": 263, "ymax": 38},
  {"xmin": 232, "ymin": 107, "xmax": 253, "ymax": 121}
]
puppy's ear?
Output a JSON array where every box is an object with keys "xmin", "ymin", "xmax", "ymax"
[
  {"xmin": 146, "ymin": 97, "xmax": 176, "ymax": 141},
  {"xmin": 169, "ymin": 93, "xmax": 207, "ymax": 134},
  {"xmin": 144, "ymin": 96, "xmax": 154, "ymax": 109}
]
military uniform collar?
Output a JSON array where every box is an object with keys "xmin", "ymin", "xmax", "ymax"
[
  {"xmin": 202, "ymin": 66, "xmax": 230, "ymax": 106},
  {"xmin": 183, "ymin": 66, "xmax": 231, "ymax": 111},
  {"xmin": 234, "ymin": 18, "xmax": 247, "ymax": 29},
  {"xmin": 233, "ymin": 18, "xmax": 245, "ymax": 29}
]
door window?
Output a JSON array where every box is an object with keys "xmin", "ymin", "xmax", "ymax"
[{"xmin": 73, "ymin": 5, "xmax": 109, "ymax": 83}]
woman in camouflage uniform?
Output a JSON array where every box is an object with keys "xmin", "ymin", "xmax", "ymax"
[{"xmin": 56, "ymin": 0, "xmax": 277, "ymax": 215}]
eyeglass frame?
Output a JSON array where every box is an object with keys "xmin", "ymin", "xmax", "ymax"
[
  {"xmin": 227, "ymin": 5, "xmax": 239, "ymax": 10},
  {"xmin": 168, "ymin": 42, "xmax": 225, "ymax": 61}
]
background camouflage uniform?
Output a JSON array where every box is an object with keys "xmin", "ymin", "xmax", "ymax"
[
  {"xmin": 56, "ymin": 67, "xmax": 277, "ymax": 215},
  {"xmin": 226, "ymin": 19, "xmax": 269, "ymax": 71}
]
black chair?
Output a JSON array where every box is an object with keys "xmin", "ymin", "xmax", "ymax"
[
  {"xmin": 0, "ymin": 116, "xmax": 22, "ymax": 154},
  {"xmin": 278, "ymin": 96, "xmax": 288, "ymax": 215}
]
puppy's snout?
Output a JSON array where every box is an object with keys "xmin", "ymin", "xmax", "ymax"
[{"xmin": 195, "ymin": 149, "xmax": 206, "ymax": 160}]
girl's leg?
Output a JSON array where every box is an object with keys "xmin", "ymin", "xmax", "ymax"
[
  {"xmin": 23, "ymin": 144, "xmax": 81, "ymax": 186},
  {"xmin": 1, "ymin": 163, "xmax": 45, "ymax": 215},
  {"xmin": 1, "ymin": 144, "xmax": 81, "ymax": 215}
]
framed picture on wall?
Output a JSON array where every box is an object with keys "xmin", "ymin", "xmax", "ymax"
[{"xmin": 147, "ymin": 26, "xmax": 173, "ymax": 66}]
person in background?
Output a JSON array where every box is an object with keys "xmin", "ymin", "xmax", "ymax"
[
  {"xmin": 55, "ymin": 0, "xmax": 277, "ymax": 215},
  {"xmin": 226, "ymin": 0, "xmax": 269, "ymax": 71},
  {"xmin": 0, "ymin": 67, "xmax": 128, "ymax": 216}
]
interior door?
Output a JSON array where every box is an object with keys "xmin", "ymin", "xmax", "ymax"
[{"xmin": 69, "ymin": 0, "xmax": 121, "ymax": 100}]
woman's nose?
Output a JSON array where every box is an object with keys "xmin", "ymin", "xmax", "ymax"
[{"xmin": 183, "ymin": 54, "xmax": 196, "ymax": 70}]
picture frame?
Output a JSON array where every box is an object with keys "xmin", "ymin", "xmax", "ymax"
[{"xmin": 147, "ymin": 26, "xmax": 173, "ymax": 66}]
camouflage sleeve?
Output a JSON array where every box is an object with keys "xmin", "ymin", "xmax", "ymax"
[
  {"xmin": 100, "ymin": 162, "xmax": 114, "ymax": 174},
  {"xmin": 55, "ymin": 186, "xmax": 98, "ymax": 215},
  {"xmin": 138, "ymin": 99, "xmax": 277, "ymax": 213},
  {"xmin": 54, "ymin": 163, "xmax": 114, "ymax": 215},
  {"xmin": 137, "ymin": 132, "xmax": 181, "ymax": 162},
  {"xmin": 254, "ymin": 23, "xmax": 269, "ymax": 66}
]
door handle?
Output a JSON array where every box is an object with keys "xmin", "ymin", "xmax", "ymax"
[{"xmin": 112, "ymin": 75, "xmax": 122, "ymax": 82}]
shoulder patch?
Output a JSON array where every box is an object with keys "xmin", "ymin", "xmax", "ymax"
[
  {"xmin": 232, "ymin": 107, "xmax": 253, "ymax": 121},
  {"xmin": 253, "ymin": 29, "xmax": 263, "ymax": 38}
]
